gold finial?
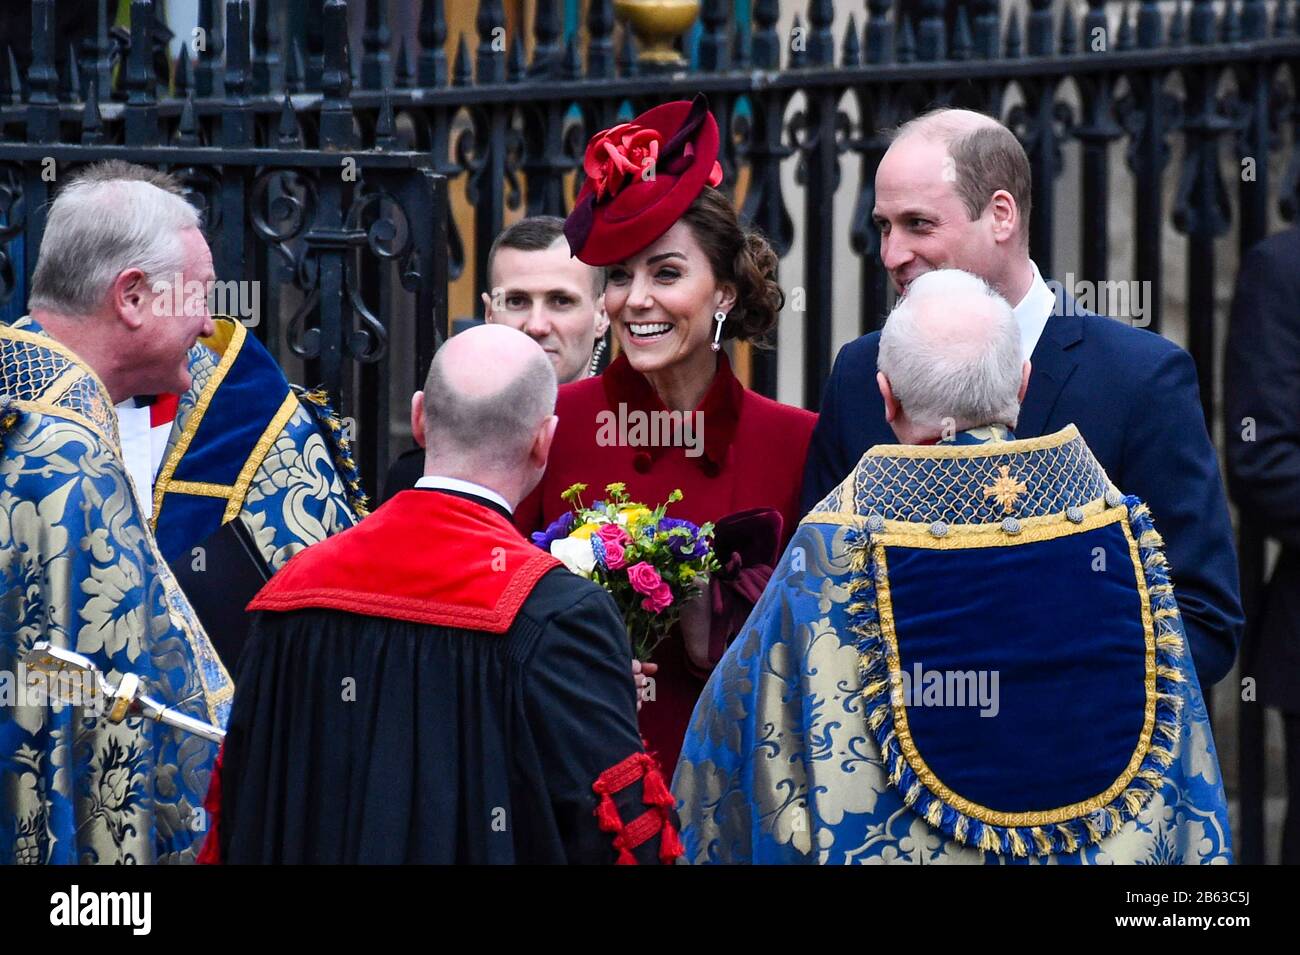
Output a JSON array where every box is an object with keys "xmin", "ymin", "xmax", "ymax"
[{"xmin": 614, "ymin": 1, "xmax": 701, "ymax": 68}]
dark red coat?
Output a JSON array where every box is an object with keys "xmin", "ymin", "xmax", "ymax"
[{"xmin": 517, "ymin": 353, "xmax": 817, "ymax": 775}]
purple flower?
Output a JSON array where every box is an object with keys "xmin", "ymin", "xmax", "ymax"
[
  {"xmin": 531, "ymin": 511, "xmax": 576, "ymax": 550},
  {"xmin": 658, "ymin": 517, "xmax": 708, "ymax": 559}
]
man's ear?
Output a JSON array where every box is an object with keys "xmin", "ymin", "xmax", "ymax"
[
  {"xmin": 481, "ymin": 291, "xmax": 495, "ymax": 323},
  {"xmin": 990, "ymin": 189, "xmax": 1019, "ymax": 246},
  {"xmin": 531, "ymin": 414, "xmax": 559, "ymax": 470},
  {"xmin": 877, "ymin": 371, "xmax": 900, "ymax": 424},
  {"xmin": 113, "ymin": 268, "xmax": 151, "ymax": 330},
  {"xmin": 593, "ymin": 293, "xmax": 609, "ymax": 337},
  {"xmin": 1018, "ymin": 359, "xmax": 1032, "ymax": 403},
  {"xmin": 410, "ymin": 390, "xmax": 427, "ymax": 449}
]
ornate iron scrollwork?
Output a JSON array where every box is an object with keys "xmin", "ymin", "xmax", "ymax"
[{"xmin": 0, "ymin": 163, "xmax": 26, "ymax": 308}]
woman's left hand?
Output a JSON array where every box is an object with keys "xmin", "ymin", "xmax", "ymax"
[{"xmin": 679, "ymin": 575, "xmax": 713, "ymax": 672}]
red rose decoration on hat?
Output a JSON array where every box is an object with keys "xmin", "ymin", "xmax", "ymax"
[
  {"xmin": 585, "ymin": 124, "xmax": 663, "ymax": 201},
  {"xmin": 565, "ymin": 95, "xmax": 726, "ymax": 266}
]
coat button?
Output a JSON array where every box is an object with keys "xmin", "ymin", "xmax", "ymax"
[{"xmin": 634, "ymin": 451, "xmax": 652, "ymax": 473}]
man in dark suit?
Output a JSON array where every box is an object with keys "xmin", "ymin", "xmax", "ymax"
[
  {"xmin": 1224, "ymin": 225, "xmax": 1300, "ymax": 862},
  {"xmin": 802, "ymin": 108, "xmax": 1242, "ymax": 687}
]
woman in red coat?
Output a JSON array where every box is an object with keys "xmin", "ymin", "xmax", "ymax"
[{"xmin": 516, "ymin": 96, "xmax": 816, "ymax": 775}]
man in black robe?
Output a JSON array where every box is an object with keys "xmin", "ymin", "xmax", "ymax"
[{"xmin": 201, "ymin": 324, "xmax": 680, "ymax": 864}]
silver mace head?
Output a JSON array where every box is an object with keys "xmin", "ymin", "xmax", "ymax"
[{"xmin": 22, "ymin": 642, "xmax": 225, "ymax": 743}]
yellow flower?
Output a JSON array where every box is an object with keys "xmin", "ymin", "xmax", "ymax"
[
  {"xmin": 570, "ymin": 522, "xmax": 601, "ymax": 540},
  {"xmin": 617, "ymin": 506, "xmax": 652, "ymax": 529}
]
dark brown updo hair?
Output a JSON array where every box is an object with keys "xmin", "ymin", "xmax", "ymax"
[{"xmin": 679, "ymin": 186, "xmax": 783, "ymax": 347}]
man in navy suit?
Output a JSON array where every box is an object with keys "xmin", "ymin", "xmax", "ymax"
[{"xmin": 802, "ymin": 108, "xmax": 1242, "ymax": 686}]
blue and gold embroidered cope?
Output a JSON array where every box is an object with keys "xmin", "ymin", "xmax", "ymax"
[
  {"xmin": 1, "ymin": 317, "xmax": 363, "ymax": 864},
  {"xmin": 1, "ymin": 319, "xmax": 231, "ymax": 863},
  {"xmin": 152, "ymin": 318, "xmax": 367, "ymax": 570},
  {"xmin": 674, "ymin": 425, "xmax": 1231, "ymax": 864}
]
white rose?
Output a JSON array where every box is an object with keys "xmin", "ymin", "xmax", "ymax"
[{"xmin": 550, "ymin": 536, "xmax": 596, "ymax": 578}]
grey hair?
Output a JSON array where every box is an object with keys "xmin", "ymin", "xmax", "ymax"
[
  {"xmin": 878, "ymin": 269, "xmax": 1023, "ymax": 431},
  {"xmin": 421, "ymin": 340, "xmax": 558, "ymax": 469},
  {"xmin": 29, "ymin": 162, "xmax": 200, "ymax": 315}
]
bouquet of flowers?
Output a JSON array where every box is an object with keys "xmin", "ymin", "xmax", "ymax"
[{"xmin": 531, "ymin": 482, "xmax": 720, "ymax": 661}]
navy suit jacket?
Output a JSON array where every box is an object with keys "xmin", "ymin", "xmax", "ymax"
[
  {"xmin": 1224, "ymin": 227, "xmax": 1300, "ymax": 708},
  {"xmin": 802, "ymin": 290, "xmax": 1244, "ymax": 686}
]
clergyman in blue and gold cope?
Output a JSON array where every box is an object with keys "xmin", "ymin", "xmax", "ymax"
[
  {"xmin": 674, "ymin": 269, "xmax": 1231, "ymax": 864},
  {"xmin": 1, "ymin": 156, "xmax": 363, "ymax": 865},
  {"xmin": 1, "ymin": 319, "xmax": 232, "ymax": 864},
  {"xmin": 673, "ymin": 425, "xmax": 1231, "ymax": 864}
]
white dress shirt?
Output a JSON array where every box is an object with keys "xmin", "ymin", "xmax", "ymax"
[
  {"xmin": 114, "ymin": 398, "xmax": 169, "ymax": 519},
  {"xmin": 1012, "ymin": 260, "xmax": 1058, "ymax": 362},
  {"xmin": 414, "ymin": 474, "xmax": 514, "ymax": 515}
]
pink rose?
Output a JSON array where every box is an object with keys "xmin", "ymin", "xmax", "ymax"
[
  {"xmin": 641, "ymin": 582, "xmax": 674, "ymax": 614},
  {"xmin": 626, "ymin": 561, "xmax": 664, "ymax": 597},
  {"xmin": 603, "ymin": 540, "xmax": 628, "ymax": 570},
  {"xmin": 596, "ymin": 523, "xmax": 631, "ymax": 547}
]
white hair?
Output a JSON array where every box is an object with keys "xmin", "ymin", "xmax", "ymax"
[
  {"xmin": 28, "ymin": 173, "xmax": 200, "ymax": 315},
  {"xmin": 877, "ymin": 269, "xmax": 1023, "ymax": 432}
]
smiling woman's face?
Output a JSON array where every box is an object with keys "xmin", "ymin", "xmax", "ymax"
[{"xmin": 602, "ymin": 220, "xmax": 735, "ymax": 376}]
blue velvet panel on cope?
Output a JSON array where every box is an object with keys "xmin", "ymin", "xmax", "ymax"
[{"xmin": 882, "ymin": 522, "xmax": 1148, "ymax": 815}]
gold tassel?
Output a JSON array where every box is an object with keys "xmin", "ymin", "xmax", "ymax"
[
  {"xmin": 903, "ymin": 782, "xmax": 922, "ymax": 806},
  {"xmin": 868, "ymin": 703, "xmax": 889, "ymax": 732},
  {"xmin": 1032, "ymin": 827, "xmax": 1052, "ymax": 855},
  {"xmin": 862, "ymin": 679, "xmax": 889, "ymax": 700},
  {"xmin": 1156, "ymin": 665, "xmax": 1186, "ymax": 683},
  {"xmin": 1061, "ymin": 827, "xmax": 1079, "ymax": 854},
  {"xmin": 1083, "ymin": 815, "xmax": 1103, "ymax": 843},
  {"xmin": 954, "ymin": 815, "xmax": 969, "ymax": 844},
  {"xmin": 1008, "ymin": 829, "xmax": 1027, "ymax": 858},
  {"xmin": 1149, "ymin": 744, "xmax": 1176, "ymax": 767},
  {"xmin": 1156, "ymin": 634, "xmax": 1184, "ymax": 653},
  {"xmin": 925, "ymin": 801, "xmax": 943, "ymax": 827},
  {"xmin": 979, "ymin": 827, "xmax": 1000, "ymax": 853}
]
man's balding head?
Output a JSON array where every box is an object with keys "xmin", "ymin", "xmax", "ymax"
[
  {"xmin": 418, "ymin": 324, "xmax": 558, "ymax": 478},
  {"xmin": 873, "ymin": 108, "xmax": 1034, "ymax": 304},
  {"xmin": 876, "ymin": 269, "xmax": 1029, "ymax": 443},
  {"xmin": 890, "ymin": 108, "xmax": 1032, "ymax": 243}
]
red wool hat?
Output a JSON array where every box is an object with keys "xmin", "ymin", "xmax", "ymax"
[{"xmin": 564, "ymin": 94, "xmax": 724, "ymax": 266}]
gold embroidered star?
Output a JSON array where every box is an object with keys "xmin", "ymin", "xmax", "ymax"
[{"xmin": 983, "ymin": 465, "xmax": 1028, "ymax": 514}]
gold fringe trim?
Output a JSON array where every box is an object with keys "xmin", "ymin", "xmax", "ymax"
[{"xmin": 1032, "ymin": 827, "xmax": 1052, "ymax": 854}]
